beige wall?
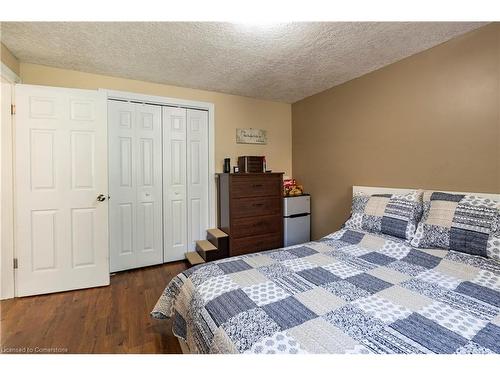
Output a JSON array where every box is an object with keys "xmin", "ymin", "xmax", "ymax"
[
  {"xmin": 20, "ymin": 63, "xmax": 292, "ymax": 175},
  {"xmin": 1, "ymin": 43, "xmax": 20, "ymax": 76},
  {"xmin": 292, "ymin": 23, "xmax": 500, "ymax": 240}
]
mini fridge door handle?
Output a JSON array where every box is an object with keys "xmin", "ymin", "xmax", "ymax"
[{"xmin": 284, "ymin": 213, "xmax": 310, "ymax": 219}]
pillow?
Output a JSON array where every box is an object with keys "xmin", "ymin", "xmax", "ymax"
[
  {"xmin": 344, "ymin": 190, "xmax": 423, "ymax": 240},
  {"xmin": 410, "ymin": 191, "xmax": 500, "ymax": 261}
]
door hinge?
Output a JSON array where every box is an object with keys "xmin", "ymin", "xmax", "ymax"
[
  {"xmin": 13, "ymin": 258, "xmax": 18, "ymax": 269},
  {"xmin": 11, "ymin": 104, "xmax": 16, "ymax": 115}
]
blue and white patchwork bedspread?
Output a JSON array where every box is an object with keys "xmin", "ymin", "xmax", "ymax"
[{"xmin": 152, "ymin": 229, "xmax": 500, "ymax": 354}]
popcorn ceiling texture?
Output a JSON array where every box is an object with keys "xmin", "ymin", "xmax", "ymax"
[{"xmin": 0, "ymin": 22, "xmax": 485, "ymax": 103}]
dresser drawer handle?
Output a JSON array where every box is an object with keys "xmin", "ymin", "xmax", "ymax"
[
  {"xmin": 252, "ymin": 203, "xmax": 264, "ymax": 207},
  {"xmin": 252, "ymin": 183, "xmax": 263, "ymax": 188}
]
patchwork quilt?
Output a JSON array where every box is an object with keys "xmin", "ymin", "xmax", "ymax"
[{"xmin": 152, "ymin": 229, "xmax": 500, "ymax": 354}]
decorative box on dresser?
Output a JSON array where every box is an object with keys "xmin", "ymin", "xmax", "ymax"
[{"xmin": 217, "ymin": 172, "xmax": 284, "ymax": 257}]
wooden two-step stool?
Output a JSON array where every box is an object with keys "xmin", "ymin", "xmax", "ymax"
[{"xmin": 185, "ymin": 228, "xmax": 229, "ymax": 266}]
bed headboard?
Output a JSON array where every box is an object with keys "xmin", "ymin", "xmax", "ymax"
[{"xmin": 353, "ymin": 186, "xmax": 500, "ymax": 201}]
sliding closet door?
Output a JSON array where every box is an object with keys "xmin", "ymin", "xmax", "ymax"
[
  {"xmin": 135, "ymin": 105, "xmax": 163, "ymax": 267},
  {"xmin": 163, "ymin": 107, "xmax": 188, "ymax": 262},
  {"xmin": 109, "ymin": 101, "xmax": 135, "ymax": 271},
  {"xmin": 163, "ymin": 107, "xmax": 210, "ymax": 262},
  {"xmin": 108, "ymin": 101, "xmax": 163, "ymax": 272},
  {"xmin": 187, "ymin": 109, "xmax": 209, "ymax": 250}
]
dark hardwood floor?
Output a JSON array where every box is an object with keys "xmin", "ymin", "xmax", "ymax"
[{"xmin": 0, "ymin": 261, "xmax": 188, "ymax": 354}]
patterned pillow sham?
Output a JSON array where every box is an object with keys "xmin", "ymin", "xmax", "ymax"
[
  {"xmin": 410, "ymin": 191, "xmax": 500, "ymax": 261},
  {"xmin": 344, "ymin": 190, "xmax": 423, "ymax": 240}
]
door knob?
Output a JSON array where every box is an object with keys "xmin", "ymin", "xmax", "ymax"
[{"xmin": 97, "ymin": 194, "xmax": 107, "ymax": 202}]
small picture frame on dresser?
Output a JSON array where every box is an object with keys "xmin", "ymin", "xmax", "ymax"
[{"xmin": 233, "ymin": 166, "xmax": 239, "ymax": 173}]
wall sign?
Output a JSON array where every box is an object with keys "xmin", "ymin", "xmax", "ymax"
[{"xmin": 236, "ymin": 128, "xmax": 267, "ymax": 145}]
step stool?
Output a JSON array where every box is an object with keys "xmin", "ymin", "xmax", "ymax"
[{"xmin": 185, "ymin": 228, "xmax": 229, "ymax": 266}]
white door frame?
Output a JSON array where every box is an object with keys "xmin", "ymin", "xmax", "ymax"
[
  {"xmin": 102, "ymin": 89, "xmax": 216, "ymax": 229},
  {"xmin": 0, "ymin": 62, "xmax": 20, "ymax": 300}
]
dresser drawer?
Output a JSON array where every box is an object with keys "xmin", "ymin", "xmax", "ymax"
[
  {"xmin": 231, "ymin": 197, "xmax": 281, "ymax": 218},
  {"xmin": 231, "ymin": 232, "xmax": 282, "ymax": 256},
  {"xmin": 231, "ymin": 176, "xmax": 281, "ymax": 198},
  {"xmin": 231, "ymin": 215, "xmax": 282, "ymax": 239}
]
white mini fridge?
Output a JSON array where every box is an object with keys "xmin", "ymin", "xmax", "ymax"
[{"xmin": 284, "ymin": 195, "xmax": 311, "ymax": 246}]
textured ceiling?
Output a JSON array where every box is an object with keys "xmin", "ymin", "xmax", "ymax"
[{"xmin": 0, "ymin": 22, "xmax": 486, "ymax": 103}]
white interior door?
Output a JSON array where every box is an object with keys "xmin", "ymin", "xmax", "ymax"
[
  {"xmin": 163, "ymin": 107, "xmax": 187, "ymax": 262},
  {"xmin": 15, "ymin": 84, "xmax": 109, "ymax": 297},
  {"xmin": 187, "ymin": 109, "xmax": 209, "ymax": 250},
  {"xmin": 108, "ymin": 101, "xmax": 163, "ymax": 272}
]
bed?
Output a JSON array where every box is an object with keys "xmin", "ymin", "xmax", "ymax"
[{"xmin": 152, "ymin": 186, "xmax": 500, "ymax": 354}]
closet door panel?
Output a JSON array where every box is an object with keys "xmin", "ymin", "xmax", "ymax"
[
  {"xmin": 109, "ymin": 102, "xmax": 163, "ymax": 272},
  {"xmin": 135, "ymin": 105, "xmax": 163, "ymax": 267},
  {"xmin": 109, "ymin": 101, "xmax": 137, "ymax": 272},
  {"xmin": 187, "ymin": 109, "xmax": 209, "ymax": 251},
  {"xmin": 163, "ymin": 107, "xmax": 187, "ymax": 262}
]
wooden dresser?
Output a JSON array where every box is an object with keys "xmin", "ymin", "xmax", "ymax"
[{"xmin": 217, "ymin": 173, "xmax": 284, "ymax": 256}]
